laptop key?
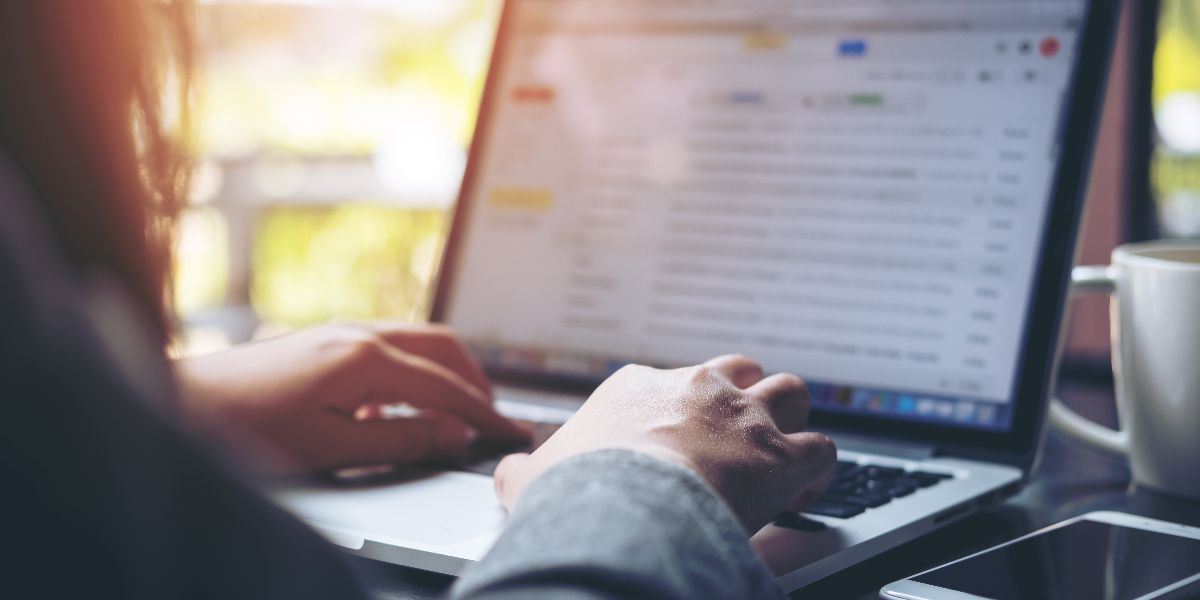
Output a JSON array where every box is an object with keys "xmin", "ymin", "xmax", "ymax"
[
  {"xmin": 774, "ymin": 512, "xmax": 828, "ymax": 532},
  {"xmin": 825, "ymin": 493, "xmax": 891, "ymax": 508},
  {"xmin": 859, "ymin": 479, "xmax": 893, "ymax": 493},
  {"xmin": 808, "ymin": 461, "xmax": 957, "ymax": 519},
  {"xmin": 835, "ymin": 460, "xmax": 860, "ymax": 473},
  {"xmin": 826, "ymin": 480, "xmax": 859, "ymax": 494},
  {"xmin": 838, "ymin": 467, "xmax": 866, "ymax": 481},
  {"xmin": 911, "ymin": 470, "xmax": 953, "ymax": 480},
  {"xmin": 863, "ymin": 465, "xmax": 905, "ymax": 479},
  {"xmin": 802, "ymin": 502, "xmax": 866, "ymax": 519}
]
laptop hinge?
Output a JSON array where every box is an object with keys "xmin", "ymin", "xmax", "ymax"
[{"xmin": 824, "ymin": 429, "xmax": 937, "ymax": 460}]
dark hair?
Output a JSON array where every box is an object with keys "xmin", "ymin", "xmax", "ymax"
[{"xmin": 0, "ymin": 1, "xmax": 194, "ymax": 345}]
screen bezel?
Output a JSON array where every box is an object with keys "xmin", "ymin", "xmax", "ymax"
[
  {"xmin": 881, "ymin": 511, "xmax": 1200, "ymax": 600},
  {"xmin": 430, "ymin": 0, "xmax": 1123, "ymax": 464}
]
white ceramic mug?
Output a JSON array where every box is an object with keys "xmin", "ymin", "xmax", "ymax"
[{"xmin": 1050, "ymin": 242, "xmax": 1200, "ymax": 499}]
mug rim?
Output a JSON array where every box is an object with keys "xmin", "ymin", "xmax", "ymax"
[{"xmin": 1114, "ymin": 240, "xmax": 1200, "ymax": 271}]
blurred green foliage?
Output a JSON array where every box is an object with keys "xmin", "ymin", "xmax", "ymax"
[
  {"xmin": 1154, "ymin": 0, "xmax": 1200, "ymax": 106},
  {"xmin": 1153, "ymin": 0, "xmax": 1200, "ymax": 229},
  {"xmin": 176, "ymin": 1, "xmax": 496, "ymax": 334},
  {"xmin": 253, "ymin": 204, "xmax": 447, "ymax": 326},
  {"xmin": 194, "ymin": 1, "xmax": 498, "ymax": 156}
]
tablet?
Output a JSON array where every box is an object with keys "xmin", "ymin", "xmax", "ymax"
[{"xmin": 880, "ymin": 511, "xmax": 1200, "ymax": 600}]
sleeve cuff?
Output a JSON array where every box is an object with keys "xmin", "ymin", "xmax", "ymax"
[{"xmin": 453, "ymin": 448, "xmax": 782, "ymax": 600}]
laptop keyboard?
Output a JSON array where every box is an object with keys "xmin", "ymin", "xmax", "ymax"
[
  {"xmin": 775, "ymin": 460, "xmax": 955, "ymax": 532},
  {"xmin": 450, "ymin": 424, "xmax": 954, "ymax": 532}
]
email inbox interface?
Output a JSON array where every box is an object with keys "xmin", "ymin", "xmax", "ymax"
[{"xmin": 447, "ymin": 1, "xmax": 1085, "ymax": 431}]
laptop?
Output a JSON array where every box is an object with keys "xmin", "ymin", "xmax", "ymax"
[{"xmin": 276, "ymin": 0, "xmax": 1119, "ymax": 592}]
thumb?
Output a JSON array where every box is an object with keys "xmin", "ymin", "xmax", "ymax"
[{"xmin": 493, "ymin": 452, "xmax": 532, "ymax": 510}]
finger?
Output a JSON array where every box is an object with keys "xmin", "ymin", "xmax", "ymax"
[
  {"xmin": 784, "ymin": 489, "xmax": 822, "ymax": 514},
  {"xmin": 321, "ymin": 413, "xmax": 477, "ymax": 470},
  {"xmin": 702, "ymin": 354, "xmax": 765, "ymax": 388},
  {"xmin": 360, "ymin": 345, "xmax": 529, "ymax": 441},
  {"xmin": 354, "ymin": 402, "xmax": 421, "ymax": 420},
  {"xmin": 783, "ymin": 464, "xmax": 835, "ymax": 513},
  {"xmin": 367, "ymin": 322, "xmax": 494, "ymax": 399},
  {"xmin": 493, "ymin": 452, "xmax": 532, "ymax": 510},
  {"xmin": 782, "ymin": 431, "xmax": 838, "ymax": 487},
  {"xmin": 747, "ymin": 373, "xmax": 811, "ymax": 433}
]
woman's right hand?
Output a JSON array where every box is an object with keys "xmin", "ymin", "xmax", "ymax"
[{"xmin": 493, "ymin": 354, "xmax": 837, "ymax": 533}]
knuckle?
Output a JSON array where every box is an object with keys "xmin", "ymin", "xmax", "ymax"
[
  {"xmin": 723, "ymin": 353, "xmax": 755, "ymax": 366},
  {"xmin": 821, "ymin": 434, "xmax": 837, "ymax": 458},
  {"xmin": 613, "ymin": 363, "xmax": 646, "ymax": 379},
  {"xmin": 424, "ymin": 323, "xmax": 455, "ymax": 340},
  {"xmin": 687, "ymin": 364, "xmax": 719, "ymax": 385},
  {"xmin": 334, "ymin": 328, "xmax": 384, "ymax": 360},
  {"xmin": 706, "ymin": 354, "xmax": 764, "ymax": 384},
  {"xmin": 774, "ymin": 373, "xmax": 808, "ymax": 395},
  {"xmin": 804, "ymin": 433, "xmax": 838, "ymax": 463},
  {"xmin": 427, "ymin": 324, "xmax": 453, "ymax": 338}
]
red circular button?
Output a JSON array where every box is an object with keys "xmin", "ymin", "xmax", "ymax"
[{"xmin": 1040, "ymin": 37, "xmax": 1060, "ymax": 58}]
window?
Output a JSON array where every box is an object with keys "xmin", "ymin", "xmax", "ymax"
[
  {"xmin": 1153, "ymin": 0, "xmax": 1200, "ymax": 238},
  {"xmin": 177, "ymin": 0, "xmax": 500, "ymax": 354}
]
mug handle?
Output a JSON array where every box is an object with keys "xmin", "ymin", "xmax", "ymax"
[{"xmin": 1048, "ymin": 265, "xmax": 1129, "ymax": 456}]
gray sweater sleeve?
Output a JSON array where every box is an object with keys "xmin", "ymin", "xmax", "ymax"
[{"xmin": 449, "ymin": 449, "xmax": 784, "ymax": 600}]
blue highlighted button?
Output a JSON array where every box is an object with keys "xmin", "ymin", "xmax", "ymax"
[{"xmin": 838, "ymin": 39, "xmax": 867, "ymax": 57}]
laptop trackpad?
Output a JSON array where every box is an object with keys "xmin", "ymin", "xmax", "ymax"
[{"xmin": 275, "ymin": 470, "xmax": 505, "ymax": 549}]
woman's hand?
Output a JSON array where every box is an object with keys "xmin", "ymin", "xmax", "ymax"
[
  {"xmin": 177, "ymin": 322, "xmax": 529, "ymax": 474},
  {"xmin": 493, "ymin": 354, "xmax": 836, "ymax": 533}
]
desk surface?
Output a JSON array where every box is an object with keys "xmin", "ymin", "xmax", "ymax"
[{"xmin": 351, "ymin": 378, "xmax": 1200, "ymax": 600}]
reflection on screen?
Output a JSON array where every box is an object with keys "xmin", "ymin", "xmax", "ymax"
[
  {"xmin": 445, "ymin": 0, "xmax": 1089, "ymax": 431},
  {"xmin": 914, "ymin": 520, "xmax": 1200, "ymax": 599}
]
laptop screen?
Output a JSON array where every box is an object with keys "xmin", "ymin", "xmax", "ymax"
[{"xmin": 442, "ymin": 0, "xmax": 1090, "ymax": 434}]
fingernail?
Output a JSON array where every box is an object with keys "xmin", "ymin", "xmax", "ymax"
[{"xmin": 354, "ymin": 405, "xmax": 380, "ymax": 421}]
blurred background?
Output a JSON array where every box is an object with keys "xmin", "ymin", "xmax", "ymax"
[
  {"xmin": 1153, "ymin": 0, "xmax": 1200, "ymax": 240},
  {"xmin": 176, "ymin": 0, "xmax": 1200, "ymax": 358},
  {"xmin": 176, "ymin": 0, "xmax": 499, "ymax": 354}
]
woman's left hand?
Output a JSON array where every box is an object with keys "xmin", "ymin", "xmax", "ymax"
[{"xmin": 177, "ymin": 322, "xmax": 530, "ymax": 474}]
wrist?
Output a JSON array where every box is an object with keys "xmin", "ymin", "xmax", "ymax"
[
  {"xmin": 529, "ymin": 448, "xmax": 752, "ymax": 538},
  {"xmin": 172, "ymin": 357, "xmax": 222, "ymax": 422}
]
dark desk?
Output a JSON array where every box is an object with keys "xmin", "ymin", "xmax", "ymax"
[{"xmin": 353, "ymin": 378, "xmax": 1200, "ymax": 599}]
